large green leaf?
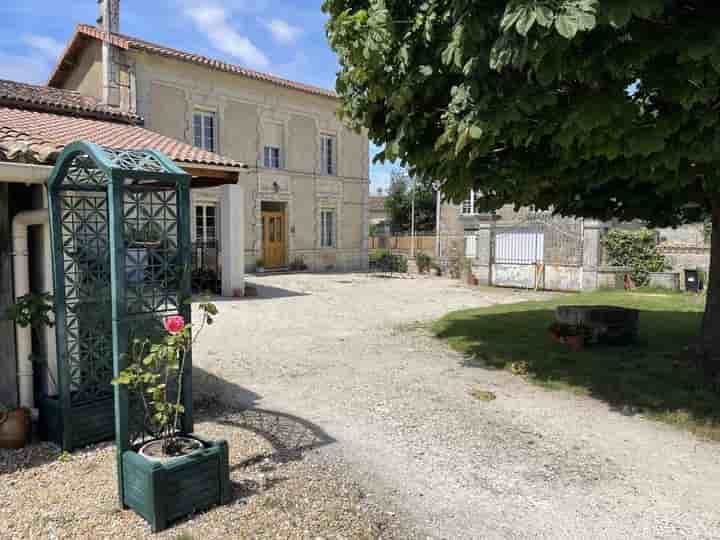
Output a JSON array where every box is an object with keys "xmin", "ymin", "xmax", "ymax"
[{"xmin": 555, "ymin": 13, "xmax": 578, "ymax": 39}]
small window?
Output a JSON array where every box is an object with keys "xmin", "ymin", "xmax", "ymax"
[
  {"xmin": 263, "ymin": 146, "xmax": 281, "ymax": 169},
  {"xmin": 320, "ymin": 134, "xmax": 337, "ymax": 175},
  {"xmin": 461, "ymin": 191, "xmax": 476, "ymax": 215},
  {"xmin": 193, "ymin": 111, "xmax": 216, "ymax": 152},
  {"xmin": 195, "ymin": 204, "xmax": 218, "ymax": 244},
  {"xmin": 320, "ymin": 209, "xmax": 335, "ymax": 247}
]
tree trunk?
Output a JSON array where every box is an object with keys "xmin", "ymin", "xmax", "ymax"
[{"xmin": 700, "ymin": 200, "xmax": 720, "ymax": 376}]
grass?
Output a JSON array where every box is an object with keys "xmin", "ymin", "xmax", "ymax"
[
  {"xmin": 469, "ymin": 388, "xmax": 497, "ymax": 402},
  {"xmin": 432, "ymin": 291, "xmax": 720, "ymax": 440}
]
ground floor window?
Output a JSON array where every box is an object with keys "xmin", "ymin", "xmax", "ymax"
[
  {"xmin": 321, "ymin": 209, "xmax": 335, "ymax": 247},
  {"xmin": 195, "ymin": 204, "xmax": 218, "ymax": 244}
]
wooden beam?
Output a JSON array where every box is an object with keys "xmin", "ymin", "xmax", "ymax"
[{"xmin": 0, "ymin": 183, "xmax": 18, "ymax": 406}]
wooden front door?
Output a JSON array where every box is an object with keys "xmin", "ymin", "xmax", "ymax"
[{"xmin": 262, "ymin": 211, "xmax": 287, "ymax": 268}]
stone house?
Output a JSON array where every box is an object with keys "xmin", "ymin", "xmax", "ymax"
[
  {"xmin": 48, "ymin": 5, "xmax": 369, "ymax": 272},
  {"xmin": 368, "ymin": 195, "xmax": 389, "ymax": 226}
]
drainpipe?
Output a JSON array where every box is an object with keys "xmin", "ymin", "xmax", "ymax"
[{"xmin": 12, "ymin": 209, "xmax": 51, "ymax": 410}]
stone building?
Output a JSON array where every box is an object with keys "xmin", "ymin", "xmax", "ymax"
[
  {"xmin": 441, "ymin": 191, "xmax": 710, "ymax": 291},
  {"xmin": 48, "ymin": 4, "xmax": 369, "ymax": 272}
]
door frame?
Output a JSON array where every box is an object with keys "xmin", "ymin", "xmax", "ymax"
[{"xmin": 261, "ymin": 208, "xmax": 288, "ymax": 268}]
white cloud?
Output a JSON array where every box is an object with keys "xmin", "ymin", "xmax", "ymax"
[
  {"xmin": 262, "ymin": 19, "xmax": 302, "ymax": 45},
  {"xmin": 22, "ymin": 35, "xmax": 64, "ymax": 60},
  {"xmin": 184, "ymin": 5, "xmax": 269, "ymax": 68},
  {"xmin": 0, "ymin": 53, "xmax": 53, "ymax": 84}
]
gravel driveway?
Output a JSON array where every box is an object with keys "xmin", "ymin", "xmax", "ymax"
[{"xmin": 194, "ymin": 273, "xmax": 720, "ymax": 540}]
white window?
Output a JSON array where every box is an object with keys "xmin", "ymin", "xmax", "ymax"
[
  {"xmin": 320, "ymin": 134, "xmax": 337, "ymax": 175},
  {"xmin": 461, "ymin": 190, "xmax": 477, "ymax": 215},
  {"xmin": 263, "ymin": 122, "xmax": 284, "ymax": 169},
  {"xmin": 193, "ymin": 111, "xmax": 216, "ymax": 152},
  {"xmin": 195, "ymin": 204, "xmax": 218, "ymax": 244},
  {"xmin": 464, "ymin": 234, "xmax": 477, "ymax": 258},
  {"xmin": 320, "ymin": 209, "xmax": 335, "ymax": 247},
  {"xmin": 263, "ymin": 146, "xmax": 281, "ymax": 169}
]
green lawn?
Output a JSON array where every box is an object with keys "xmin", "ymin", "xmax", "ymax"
[{"xmin": 432, "ymin": 291, "xmax": 720, "ymax": 440}]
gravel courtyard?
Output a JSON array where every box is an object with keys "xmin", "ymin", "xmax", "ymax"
[{"xmin": 194, "ymin": 273, "xmax": 720, "ymax": 540}]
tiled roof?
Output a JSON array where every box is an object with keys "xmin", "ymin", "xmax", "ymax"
[
  {"xmin": 0, "ymin": 105, "xmax": 242, "ymax": 168},
  {"xmin": 0, "ymin": 78, "xmax": 141, "ymax": 124},
  {"xmin": 49, "ymin": 24, "xmax": 338, "ymax": 100}
]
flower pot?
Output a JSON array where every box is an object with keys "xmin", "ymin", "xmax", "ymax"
[
  {"xmin": 138, "ymin": 436, "xmax": 204, "ymax": 463},
  {"xmin": 122, "ymin": 435, "xmax": 231, "ymax": 532},
  {"xmin": 0, "ymin": 408, "xmax": 31, "ymax": 449},
  {"xmin": 565, "ymin": 335, "xmax": 585, "ymax": 352}
]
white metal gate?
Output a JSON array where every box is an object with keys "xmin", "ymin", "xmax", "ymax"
[{"xmin": 491, "ymin": 216, "xmax": 583, "ymax": 290}]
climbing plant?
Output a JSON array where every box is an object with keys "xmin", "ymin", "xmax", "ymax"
[{"xmin": 601, "ymin": 229, "xmax": 668, "ymax": 287}]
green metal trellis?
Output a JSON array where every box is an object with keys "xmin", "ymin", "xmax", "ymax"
[{"xmin": 47, "ymin": 141, "xmax": 193, "ymax": 477}]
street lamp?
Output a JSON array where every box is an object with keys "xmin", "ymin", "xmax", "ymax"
[
  {"xmin": 410, "ymin": 175, "xmax": 416, "ymax": 259},
  {"xmin": 432, "ymin": 180, "xmax": 445, "ymax": 259}
]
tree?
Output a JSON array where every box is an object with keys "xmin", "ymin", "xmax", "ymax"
[
  {"xmin": 384, "ymin": 170, "xmax": 436, "ymax": 232},
  {"xmin": 324, "ymin": 0, "xmax": 720, "ymax": 368}
]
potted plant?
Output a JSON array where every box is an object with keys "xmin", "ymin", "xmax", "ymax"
[
  {"xmin": 549, "ymin": 322, "xmax": 586, "ymax": 352},
  {"xmin": 112, "ymin": 301, "xmax": 230, "ymax": 532},
  {"xmin": 0, "ymin": 403, "xmax": 31, "ymax": 449},
  {"xmin": 256, "ymin": 258, "xmax": 266, "ymax": 273},
  {"xmin": 430, "ymin": 262, "xmax": 442, "ymax": 276},
  {"xmin": 415, "ymin": 252, "xmax": 432, "ymax": 274}
]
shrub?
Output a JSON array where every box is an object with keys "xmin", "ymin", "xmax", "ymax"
[
  {"xmin": 415, "ymin": 252, "xmax": 432, "ymax": 273},
  {"xmin": 370, "ymin": 249, "xmax": 407, "ymax": 272},
  {"xmin": 602, "ymin": 229, "xmax": 668, "ymax": 287}
]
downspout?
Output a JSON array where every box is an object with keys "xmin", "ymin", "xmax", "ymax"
[{"xmin": 12, "ymin": 209, "xmax": 51, "ymax": 410}]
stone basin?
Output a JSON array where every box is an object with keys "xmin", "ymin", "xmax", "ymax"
[{"xmin": 555, "ymin": 305, "xmax": 640, "ymax": 345}]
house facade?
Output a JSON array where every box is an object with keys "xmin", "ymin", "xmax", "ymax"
[{"xmin": 49, "ymin": 17, "xmax": 370, "ymax": 272}]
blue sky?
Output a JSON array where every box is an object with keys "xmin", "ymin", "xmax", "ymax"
[{"xmin": 0, "ymin": 0, "xmax": 399, "ymax": 191}]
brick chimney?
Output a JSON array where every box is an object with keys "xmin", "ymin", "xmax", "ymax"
[{"xmin": 98, "ymin": 0, "xmax": 120, "ymax": 106}]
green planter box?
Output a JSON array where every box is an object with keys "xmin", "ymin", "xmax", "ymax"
[
  {"xmin": 122, "ymin": 436, "xmax": 231, "ymax": 532},
  {"xmin": 39, "ymin": 396, "xmax": 115, "ymax": 451}
]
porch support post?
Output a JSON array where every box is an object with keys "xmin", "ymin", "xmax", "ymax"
[{"xmin": 221, "ymin": 184, "xmax": 245, "ymax": 297}]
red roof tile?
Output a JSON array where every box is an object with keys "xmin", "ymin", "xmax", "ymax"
[
  {"xmin": 49, "ymin": 25, "xmax": 338, "ymax": 100},
  {"xmin": 0, "ymin": 105, "xmax": 242, "ymax": 169},
  {"xmin": 0, "ymin": 78, "xmax": 141, "ymax": 124}
]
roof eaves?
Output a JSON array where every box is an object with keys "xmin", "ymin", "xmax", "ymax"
[{"xmin": 58, "ymin": 24, "xmax": 338, "ymax": 100}]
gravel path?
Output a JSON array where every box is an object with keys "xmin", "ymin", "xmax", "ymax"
[
  {"xmin": 1, "ymin": 407, "xmax": 404, "ymax": 539},
  {"xmin": 193, "ymin": 273, "xmax": 720, "ymax": 540}
]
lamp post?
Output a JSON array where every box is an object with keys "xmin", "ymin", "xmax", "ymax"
[
  {"xmin": 432, "ymin": 180, "xmax": 444, "ymax": 259},
  {"xmin": 410, "ymin": 175, "xmax": 416, "ymax": 259}
]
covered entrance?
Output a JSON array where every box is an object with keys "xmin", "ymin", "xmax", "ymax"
[{"xmin": 261, "ymin": 202, "xmax": 287, "ymax": 268}]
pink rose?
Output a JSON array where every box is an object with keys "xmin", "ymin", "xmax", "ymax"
[{"xmin": 164, "ymin": 315, "xmax": 185, "ymax": 334}]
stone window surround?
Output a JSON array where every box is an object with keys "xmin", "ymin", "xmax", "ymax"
[
  {"xmin": 192, "ymin": 106, "xmax": 218, "ymax": 152},
  {"xmin": 319, "ymin": 131, "xmax": 339, "ymax": 177}
]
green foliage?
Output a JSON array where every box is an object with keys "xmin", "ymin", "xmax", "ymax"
[
  {"xmin": 370, "ymin": 249, "xmax": 408, "ymax": 272},
  {"xmin": 602, "ymin": 229, "xmax": 668, "ymax": 287},
  {"xmin": 323, "ymin": 1, "xmax": 717, "ymax": 226},
  {"xmin": 5, "ymin": 292, "xmax": 54, "ymax": 330},
  {"xmin": 415, "ymin": 252, "xmax": 432, "ymax": 273},
  {"xmin": 112, "ymin": 302, "xmax": 217, "ymax": 454},
  {"xmin": 384, "ymin": 170, "xmax": 436, "ymax": 232}
]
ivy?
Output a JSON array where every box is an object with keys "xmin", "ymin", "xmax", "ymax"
[{"xmin": 601, "ymin": 229, "xmax": 668, "ymax": 287}]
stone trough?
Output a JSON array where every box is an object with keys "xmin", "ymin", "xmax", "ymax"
[{"xmin": 555, "ymin": 305, "xmax": 640, "ymax": 345}]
